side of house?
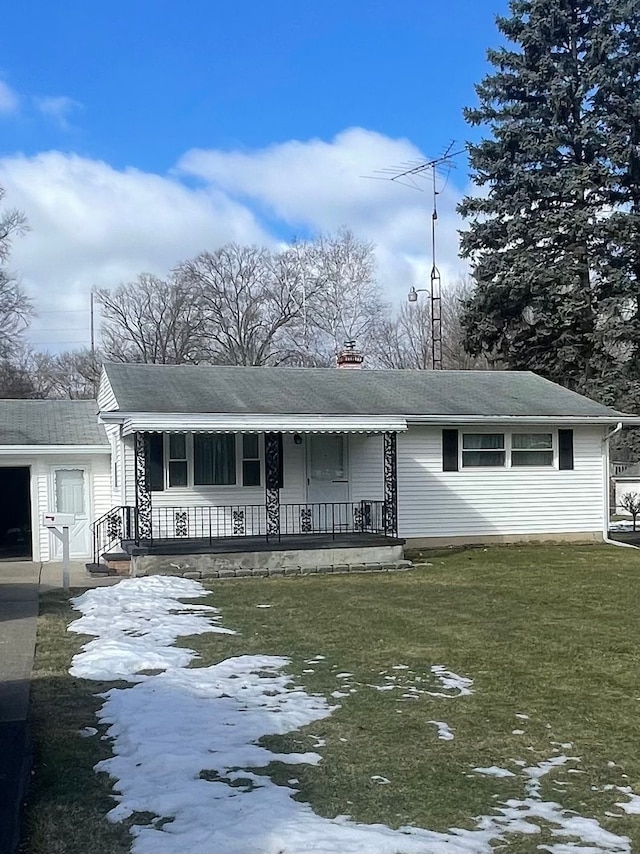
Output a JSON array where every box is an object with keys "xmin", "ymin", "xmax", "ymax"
[
  {"xmin": 0, "ymin": 400, "xmax": 111, "ymax": 561},
  {"xmin": 97, "ymin": 361, "xmax": 625, "ymax": 549}
]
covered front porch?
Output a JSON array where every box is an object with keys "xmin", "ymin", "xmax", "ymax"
[{"xmin": 93, "ymin": 419, "xmax": 403, "ymax": 568}]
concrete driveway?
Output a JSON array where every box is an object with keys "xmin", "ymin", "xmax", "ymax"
[{"xmin": 0, "ymin": 561, "xmax": 119, "ymax": 854}]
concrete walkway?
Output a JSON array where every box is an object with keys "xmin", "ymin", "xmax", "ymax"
[{"xmin": 0, "ymin": 561, "xmax": 119, "ymax": 854}]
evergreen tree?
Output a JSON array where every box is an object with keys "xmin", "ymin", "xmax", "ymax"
[{"xmin": 458, "ymin": 0, "xmax": 640, "ymax": 398}]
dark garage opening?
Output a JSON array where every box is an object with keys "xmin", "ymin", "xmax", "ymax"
[{"xmin": 0, "ymin": 467, "xmax": 32, "ymax": 560}]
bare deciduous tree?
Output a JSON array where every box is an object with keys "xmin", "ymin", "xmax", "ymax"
[
  {"xmin": 176, "ymin": 244, "xmax": 305, "ymax": 366},
  {"xmin": 0, "ymin": 186, "xmax": 32, "ymax": 359},
  {"xmin": 97, "ymin": 274, "xmax": 204, "ymax": 364},
  {"xmin": 371, "ymin": 278, "xmax": 494, "ymax": 370},
  {"xmin": 29, "ymin": 347, "xmax": 101, "ymax": 399},
  {"xmin": 301, "ymin": 229, "xmax": 387, "ymax": 365},
  {"xmin": 620, "ymin": 492, "xmax": 640, "ymax": 531}
]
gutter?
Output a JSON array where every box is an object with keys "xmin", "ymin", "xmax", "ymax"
[{"xmin": 601, "ymin": 422, "xmax": 640, "ymax": 550}]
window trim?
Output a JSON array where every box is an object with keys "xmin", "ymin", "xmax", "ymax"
[{"xmin": 459, "ymin": 430, "xmax": 558, "ymax": 470}]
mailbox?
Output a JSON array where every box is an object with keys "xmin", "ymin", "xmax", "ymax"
[{"xmin": 43, "ymin": 513, "xmax": 75, "ymax": 527}]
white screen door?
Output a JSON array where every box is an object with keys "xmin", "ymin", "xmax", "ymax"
[
  {"xmin": 307, "ymin": 436, "xmax": 349, "ymax": 531},
  {"xmin": 52, "ymin": 467, "xmax": 90, "ymax": 558}
]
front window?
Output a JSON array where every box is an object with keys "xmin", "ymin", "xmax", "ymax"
[
  {"xmin": 193, "ymin": 434, "xmax": 236, "ymax": 485},
  {"xmin": 168, "ymin": 434, "xmax": 188, "ymax": 487},
  {"xmin": 242, "ymin": 434, "xmax": 261, "ymax": 486},
  {"xmin": 462, "ymin": 433, "xmax": 505, "ymax": 467},
  {"xmin": 511, "ymin": 433, "xmax": 553, "ymax": 467}
]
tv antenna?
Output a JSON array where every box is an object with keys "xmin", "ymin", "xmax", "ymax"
[{"xmin": 365, "ymin": 141, "xmax": 464, "ymax": 370}]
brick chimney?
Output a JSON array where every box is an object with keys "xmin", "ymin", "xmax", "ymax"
[{"xmin": 336, "ymin": 340, "xmax": 364, "ymax": 369}]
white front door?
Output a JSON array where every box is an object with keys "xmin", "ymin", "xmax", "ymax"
[
  {"xmin": 307, "ymin": 435, "xmax": 349, "ymax": 514},
  {"xmin": 51, "ymin": 467, "xmax": 91, "ymax": 558}
]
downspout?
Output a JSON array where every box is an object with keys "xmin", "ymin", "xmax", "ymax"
[{"xmin": 601, "ymin": 422, "xmax": 639, "ymax": 549}]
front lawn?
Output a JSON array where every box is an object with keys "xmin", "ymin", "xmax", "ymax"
[{"xmin": 23, "ymin": 545, "xmax": 640, "ymax": 853}]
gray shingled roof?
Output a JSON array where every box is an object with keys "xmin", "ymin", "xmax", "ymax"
[
  {"xmin": 102, "ymin": 363, "xmax": 630, "ymax": 419},
  {"xmin": 0, "ymin": 399, "xmax": 108, "ymax": 446}
]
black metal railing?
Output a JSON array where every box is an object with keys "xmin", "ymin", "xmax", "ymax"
[
  {"xmin": 93, "ymin": 506, "xmax": 135, "ymax": 564},
  {"xmin": 93, "ymin": 500, "xmax": 388, "ymax": 558},
  {"xmin": 149, "ymin": 501, "xmax": 387, "ymax": 543}
]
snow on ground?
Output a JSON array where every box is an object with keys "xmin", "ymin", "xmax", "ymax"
[
  {"xmin": 69, "ymin": 577, "xmax": 636, "ymax": 854},
  {"xmin": 609, "ymin": 520, "xmax": 637, "ymax": 532},
  {"xmin": 428, "ymin": 720, "xmax": 454, "ymax": 741},
  {"xmin": 426, "ymin": 665, "xmax": 474, "ymax": 698},
  {"xmin": 69, "ymin": 576, "xmax": 235, "ymax": 681}
]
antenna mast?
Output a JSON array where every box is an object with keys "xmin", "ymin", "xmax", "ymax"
[{"xmin": 365, "ymin": 142, "xmax": 464, "ymax": 370}]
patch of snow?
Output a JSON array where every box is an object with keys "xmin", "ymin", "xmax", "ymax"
[
  {"xmin": 392, "ymin": 665, "xmax": 409, "ymax": 670},
  {"xmin": 428, "ymin": 721, "xmax": 454, "ymax": 741},
  {"xmin": 256, "ymin": 604, "xmax": 272, "ymax": 609},
  {"xmin": 68, "ymin": 576, "xmax": 234, "ymax": 681},
  {"xmin": 302, "ymin": 669, "xmax": 315, "ymax": 674},
  {"xmin": 474, "ymin": 766, "xmax": 516, "ymax": 779},
  {"xmin": 366, "ymin": 683, "xmax": 396, "ymax": 692},
  {"xmin": 69, "ymin": 577, "xmax": 634, "ymax": 854},
  {"xmin": 425, "ymin": 665, "xmax": 474, "ymax": 698},
  {"xmin": 512, "ymin": 729, "xmax": 525, "ymax": 735},
  {"xmin": 614, "ymin": 787, "xmax": 640, "ymax": 815},
  {"xmin": 609, "ymin": 520, "xmax": 636, "ymax": 532},
  {"xmin": 335, "ymin": 672, "xmax": 353, "ymax": 679},
  {"xmin": 515, "ymin": 713, "xmax": 529, "ymax": 720},
  {"xmin": 331, "ymin": 690, "xmax": 349, "ymax": 699},
  {"xmin": 78, "ymin": 726, "xmax": 97, "ymax": 737}
]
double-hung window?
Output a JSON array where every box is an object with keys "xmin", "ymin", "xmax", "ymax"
[
  {"xmin": 462, "ymin": 433, "xmax": 506, "ymax": 467},
  {"xmin": 242, "ymin": 435, "xmax": 261, "ymax": 486},
  {"xmin": 511, "ymin": 433, "xmax": 553, "ymax": 467},
  {"xmin": 168, "ymin": 434, "xmax": 188, "ymax": 487}
]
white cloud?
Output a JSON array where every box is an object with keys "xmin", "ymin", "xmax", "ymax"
[
  {"xmin": 0, "ymin": 152, "xmax": 270, "ymax": 350},
  {"xmin": 0, "ymin": 129, "xmax": 469, "ymax": 352},
  {"xmin": 178, "ymin": 127, "xmax": 468, "ymax": 299},
  {"xmin": 34, "ymin": 95, "xmax": 82, "ymax": 129},
  {"xmin": 0, "ymin": 80, "xmax": 19, "ymax": 114}
]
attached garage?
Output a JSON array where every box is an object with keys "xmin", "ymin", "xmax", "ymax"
[{"xmin": 0, "ymin": 400, "xmax": 110, "ymax": 562}]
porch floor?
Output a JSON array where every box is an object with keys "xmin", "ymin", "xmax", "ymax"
[{"xmin": 122, "ymin": 532, "xmax": 403, "ymax": 557}]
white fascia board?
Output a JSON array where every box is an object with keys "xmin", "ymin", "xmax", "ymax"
[
  {"xmin": 114, "ymin": 413, "xmax": 408, "ymax": 434},
  {"xmin": 0, "ymin": 444, "xmax": 111, "ymax": 455},
  {"xmin": 406, "ymin": 415, "xmax": 640, "ymax": 425}
]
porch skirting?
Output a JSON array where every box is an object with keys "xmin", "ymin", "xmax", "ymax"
[{"xmin": 130, "ymin": 541, "xmax": 409, "ymax": 577}]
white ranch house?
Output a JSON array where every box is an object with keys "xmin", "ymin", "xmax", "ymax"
[{"xmin": 0, "ymin": 365, "xmax": 636, "ymax": 570}]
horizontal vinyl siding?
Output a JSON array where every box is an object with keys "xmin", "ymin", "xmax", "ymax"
[
  {"xmin": 97, "ymin": 374, "xmax": 118, "ymax": 411},
  {"xmin": 349, "ymin": 434, "xmax": 383, "ymax": 501},
  {"xmin": 35, "ymin": 462, "xmax": 50, "ymax": 561},
  {"xmin": 398, "ymin": 425, "xmax": 605, "ymax": 539},
  {"xmin": 123, "ymin": 434, "xmax": 136, "ymax": 506},
  {"xmin": 92, "ymin": 455, "xmax": 113, "ymax": 521}
]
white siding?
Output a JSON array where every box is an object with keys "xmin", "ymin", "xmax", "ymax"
[
  {"xmin": 349, "ymin": 433, "xmax": 383, "ymax": 501},
  {"xmin": 97, "ymin": 372, "xmax": 118, "ymax": 411},
  {"xmin": 104, "ymin": 423, "xmax": 124, "ymax": 506},
  {"xmin": 397, "ymin": 424, "xmax": 605, "ymax": 540}
]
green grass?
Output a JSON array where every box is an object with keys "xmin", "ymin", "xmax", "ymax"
[{"xmin": 23, "ymin": 545, "xmax": 640, "ymax": 853}]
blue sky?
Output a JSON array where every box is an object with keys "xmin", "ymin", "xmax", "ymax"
[{"xmin": 0, "ymin": 0, "xmax": 509, "ymax": 350}]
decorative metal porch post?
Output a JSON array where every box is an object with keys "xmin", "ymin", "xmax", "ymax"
[
  {"xmin": 134, "ymin": 431, "xmax": 152, "ymax": 541},
  {"xmin": 264, "ymin": 432, "xmax": 281, "ymax": 540},
  {"xmin": 383, "ymin": 431, "xmax": 398, "ymax": 537}
]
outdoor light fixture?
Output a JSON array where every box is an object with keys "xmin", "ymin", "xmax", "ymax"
[
  {"xmin": 293, "ymin": 434, "xmax": 302, "ymax": 445},
  {"xmin": 408, "ymin": 286, "xmax": 418, "ymax": 302}
]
